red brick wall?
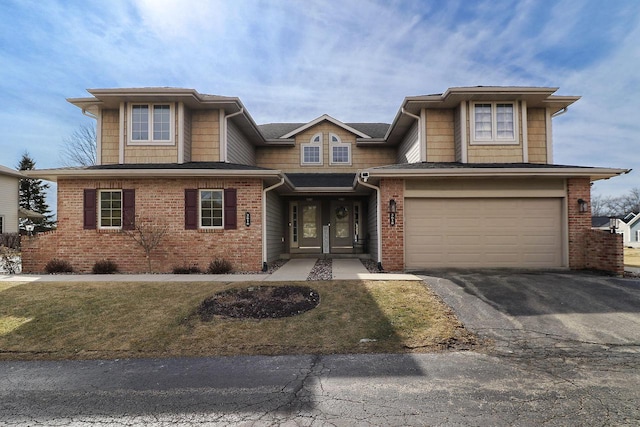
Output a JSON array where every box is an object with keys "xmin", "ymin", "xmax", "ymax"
[
  {"xmin": 567, "ymin": 177, "xmax": 591, "ymax": 270},
  {"xmin": 22, "ymin": 178, "xmax": 264, "ymax": 273},
  {"xmin": 585, "ymin": 229, "xmax": 624, "ymax": 276},
  {"xmin": 379, "ymin": 178, "xmax": 404, "ymax": 272}
]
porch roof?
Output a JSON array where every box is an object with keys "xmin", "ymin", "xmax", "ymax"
[{"xmin": 285, "ymin": 173, "xmax": 357, "ymax": 189}]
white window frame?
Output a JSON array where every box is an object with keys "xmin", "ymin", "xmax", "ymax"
[
  {"xmin": 329, "ymin": 133, "xmax": 351, "ymax": 165},
  {"xmin": 199, "ymin": 189, "xmax": 224, "ymax": 229},
  {"xmin": 301, "ymin": 133, "xmax": 323, "ymax": 165},
  {"xmin": 470, "ymin": 102, "xmax": 518, "ymax": 145},
  {"xmin": 127, "ymin": 103, "xmax": 175, "ymax": 145},
  {"xmin": 98, "ymin": 190, "xmax": 123, "ymax": 230}
]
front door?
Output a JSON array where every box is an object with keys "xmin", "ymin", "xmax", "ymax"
[
  {"xmin": 299, "ymin": 201, "xmax": 322, "ymax": 249},
  {"xmin": 330, "ymin": 201, "xmax": 353, "ymax": 252}
]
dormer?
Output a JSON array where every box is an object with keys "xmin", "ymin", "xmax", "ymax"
[
  {"xmin": 387, "ymin": 87, "xmax": 580, "ymax": 165},
  {"xmin": 67, "ymin": 88, "xmax": 266, "ymax": 166}
]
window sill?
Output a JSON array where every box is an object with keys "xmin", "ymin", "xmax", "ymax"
[
  {"xmin": 198, "ymin": 228, "xmax": 224, "ymax": 233},
  {"xmin": 469, "ymin": 140, "xmax": 519, "ymax": 146}
]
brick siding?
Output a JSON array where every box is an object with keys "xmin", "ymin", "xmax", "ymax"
[
  {"xmin": 22, "ymin": 178, "xmax": 264, "ymax": 273},
  {"xmin": 585, "ymin": 229, "xmax": 624, "ymax": 276},
  {"xmin": 567, "ymin": 177, "xmax": 591, "ymax": 269},
  {"xmin": 379, "ymin": 178, "xmax": 404, "ymax": 272}
]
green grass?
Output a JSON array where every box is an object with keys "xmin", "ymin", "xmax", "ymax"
[{"xmin": 0, "ymin": 280, "xmax": 477, "ymax": 360}]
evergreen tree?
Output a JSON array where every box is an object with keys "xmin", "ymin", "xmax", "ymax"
[{"xmin": 17, "ymin": 152, "xmax": 55, "ymax": 231}]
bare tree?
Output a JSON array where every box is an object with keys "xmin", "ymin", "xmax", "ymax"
[
  {"xmin": 60, "ymin": 125, "xmax": 97, "ymax": 166},
  {"xmin": 124, "ymin": 220, "xmax": 168, "ymax": 273}
]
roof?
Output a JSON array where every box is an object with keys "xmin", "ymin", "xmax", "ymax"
[
  {"xmin": 363, "ymin": 162, "xmax": 629, "ymax": 182},
  {"xmin": 0, "ymin": 165, "xmax": 25, "ymax": 179},
  {"xmin": 86, "ymin": 162, "xmax": 274, "ymax": 171}
]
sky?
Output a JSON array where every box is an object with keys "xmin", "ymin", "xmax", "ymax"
[{"xmin": 1, "ymin": 0, "xmax": 639, "ymax": 212}]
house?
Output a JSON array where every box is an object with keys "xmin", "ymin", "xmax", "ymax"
[
  {"xmin": 0, "ymin": 165, "xmax": 26, "ymax": 235},
  {"xmin": 21, "ymin": 86, "xmax": 628, "ymax": 273}
]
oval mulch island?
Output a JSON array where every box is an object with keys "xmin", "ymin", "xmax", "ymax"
[{"xmin": 197, "ymin": 285, "xmax": 320, "ymax": 321}]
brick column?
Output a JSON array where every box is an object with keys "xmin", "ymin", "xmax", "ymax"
[
  {"xmin": 567, "ymin": 177, "xmax": 591, "ymax": 270},
  {"xmin": 380, "ymin": 178, "xmax": 404, "ymax": 272}
]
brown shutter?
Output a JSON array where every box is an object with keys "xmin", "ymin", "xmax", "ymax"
[
  {"xmin": 122, "ymin": 189, "xmax": 135, "ymax": 230},
  {"xmin": 224, "ymin": 188, "xmax": 237, "ymax": 230},
  {"xmin": 185, "ymin": 189, "xmax": 198, "ymax": 230},
  {"xmin": 83, "ymin": 189, "xmax": 97, "ymax": 229}
]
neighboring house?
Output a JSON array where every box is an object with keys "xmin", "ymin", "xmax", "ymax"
[
  {"xmin": 0, "ymin": 165, "xmax": 25, "ymax": 234},
  {"xmin": 593, "ymin": 213, "xmax": 640, "ymax": 247},
  {"xmin": 22, "ymin": 86, "xmax": 628, "ymax": 273}
]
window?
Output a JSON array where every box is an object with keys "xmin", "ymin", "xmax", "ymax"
[
  {"xmin": 471, "ymin": 102, "xmax": 517, "ymax": 144},
  {"xmin": 200, "ymin": 190, "xmax": 223, "ymax": 228},
  {"xmin": 0, "ymin": 216, "xmax": 3, "ymax": 233},
  {"xmin": 329, "ymin": 133, "xmax": 351, "ymax": 165},
  {"xmin": 129, "ymin": 104, "xmax": 173, "ymax": 144},
  {"xmin": 99, "ymin": 190, "xmax": 122, "ymax": 229},
  {"xmin": 301, "ymin": 133, "xmax": 323, "ymax": 165}
]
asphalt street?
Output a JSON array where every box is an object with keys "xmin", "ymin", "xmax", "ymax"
[{"xmin": 1, "ymin": 272, "xmax": 638, "ymax": 426}]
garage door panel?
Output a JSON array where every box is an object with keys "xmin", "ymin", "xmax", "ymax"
[{"xmin": 405, "ymin": 198, "xmax": 563, "ymax": 268}]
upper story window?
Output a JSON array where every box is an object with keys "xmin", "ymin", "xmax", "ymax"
[
  {"xmin": 0, "ymin": 215, "xmax": 3, "ymax": 233},
  {"xmin": 471, "ymin": 102, "xmax": 517, "ymax": 144},
  {"xmin": 129, "ymin": 103, "xmax": 174, "ymax": 144},
  {"xmin": 329, "ymin": 133, "xmax": 351, "ymax": 165},
  {"xmin": 301, "ymin": 133, "xmax": 323, "ymax": 165},
  {"xmin": 99, "ymin": 190, "xmax": 122, "ymax": 229}
]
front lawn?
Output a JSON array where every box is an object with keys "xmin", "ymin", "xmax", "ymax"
[
  {"xmin": 0, "ymin": 280, "xmax": 478, "ymax": 360},
  {"xmin": 624, "ymin": 247, "xmax": 640, "ymax": 267}
]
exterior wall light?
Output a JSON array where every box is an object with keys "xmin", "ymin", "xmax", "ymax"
[
  {"xmin": 577, "ymin": 198, "xmax": 588, "ymax": 213},
  {"xmin": 389, "ymin": 199, "xmax": 397, "ymax": 226}
]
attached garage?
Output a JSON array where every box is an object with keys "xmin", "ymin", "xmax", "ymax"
[{"xmin": 405, "ymin": 197, "xmax": 564, "ymax": 268}]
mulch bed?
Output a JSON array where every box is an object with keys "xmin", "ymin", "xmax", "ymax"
[{"xmin": 198, "ymin": 285, "xmax": 320, "ymax": 321}]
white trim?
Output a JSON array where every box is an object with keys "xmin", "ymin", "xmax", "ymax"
[
  {"xmin": 329, "ymin": 133, "xmax": 351, "ymax": 165},
  {"xmin": 521, "ymin": 100, "xmax": 529, "ymax": 163},
  {"xmin": 282, "ymin": 114, "xmax": 370, "ymax": 139},
  {"xmin": 470, "ymin": 101, "xmax": 519, "ymax": 145},
  {"xmin": 177, "ymin": 102, "xmax": 184, "ymax": 163},
  {"xmin": 219, "ymin": 110, "xmax": 225, "ymax": 162},
  {"xmin": 98, "ymin": 189, "xmax": 123, "ymax": 230},
  {"xmin": 301, "ymin": 132, "xmax": 323, "ymax": 165},
  {"xmin": 119, "ymin": 102, "xmax": 125, "ymax": 164},
  {"xmin": 126, "ymin": 103, "xmax": 175, "ymax": 145},
  {"xmin": 198, "ymin": 189, "xmax": 224, "ymax": 229},
  {"xmin": 460, "ymin": 101, "xmax": 468, "ymax": 163},
  {"xmin": 546, "ymin": 108, "xmax": 554, "ymax": 163},
  {"xmin": 420, "ymin": 108, "xmax": 427, "ymax": 162},
  {"xmin": 96, "ymin": 109, "xmax": 102, "ymax": 165}
]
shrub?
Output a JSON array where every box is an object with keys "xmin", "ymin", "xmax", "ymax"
[
  {"xmin": 207, "ymin": 258, "xmax": 233, "ymax": 274},
  {"xmin": 172, "ymin": 264, "xmax": 202, "ymax": 274},
  {"xmin": 0, "ymin": 246, "xmax": 20, "ymax": 274},
  {"xmin": 44, "ymin": 258, "xmax": 73, "ymax": 274},
  {"xmin": 92, "ymin": 259, "xmax": 119, "ymax": 274}
]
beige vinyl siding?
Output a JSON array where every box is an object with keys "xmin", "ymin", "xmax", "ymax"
[
  {"xmin": 454, "ymin": 105, "xmax": 462, "ymax": 162},
  {"xmin": 425, "ymin": 109, "xmax": 456, "ymax": 162},
  {"xmin": 183, "ymin": 107, "xmax": 192, "ymax": 162},
  {"xmin": 397, "ymin": 121, "xmax": 420, "ymax": 164},
  {"xmin": 266, "ymin": 191, "xmax": 285, "ymax": 262},
  {"xmin": 191, "ymin": 109, "xmax": 220, "ymax": 162},
  {"xmin": 124, "ymin": 145, "xmax": 178, "ymax": 163},
  {"xmin": 256, "ymin": 122, "xmax": 396, "ymax": 172},
  {"xmin": 0, "ymin": 175, "xmax": 19, "ymax": 233},
  {"xmin": 367, "ymin": 192, "xmax": 378, "ymax": 262},
  {"xmin": 527, "ymin": 108, "xmax": 548, "ymax": 164},
  {"xmin": 405, "ymin": 197, "xmax": 563, "ymax": 269},
  {"xmin": 101, "ymin": 109, "xmax": 120, "ymax": 165},
  {"xmin": 227, "ymin": 120, "xmax": 256, "ymax": 165}
]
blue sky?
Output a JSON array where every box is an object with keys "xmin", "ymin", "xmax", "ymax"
[{"xmin": 1, "ymin": 0, "xmax": 639, "ymax": 209}]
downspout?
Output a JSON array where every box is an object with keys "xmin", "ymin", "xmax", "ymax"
[
  {"xmin": 357, "ymin": 174, "xmax": 383, "ymax": 271},
  {"xmin": 552, "ymin": 107, "xmax": 568, "ymax": 118},
  {"xmin": 262, "ymin": 177, "xmax": 285, "ymax": 271},
  {"xmin": 222, "ymin": 108, "xmax": 244, "ymax": 163}
]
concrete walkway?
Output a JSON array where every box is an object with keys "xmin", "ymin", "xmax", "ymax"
[{"xmin": 0, "ymin": 258, "xmax": 421, "ymax": 282}]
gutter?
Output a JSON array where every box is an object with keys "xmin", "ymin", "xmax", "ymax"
[
  {"xmin": 262, "ymin": 177, "xmax": 286, "ymax": 271},
  {"xmin": 356, "ymin": 174, "xmax": 383, "ymax": 271}
]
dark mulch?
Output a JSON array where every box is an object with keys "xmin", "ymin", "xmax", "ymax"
[{"xmin": 198, "ymin": 285, "xmax": 320, "ymax": 321}]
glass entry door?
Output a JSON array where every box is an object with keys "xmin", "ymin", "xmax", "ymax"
[
  {"xmin": 330, "ymin": 201, "xmax": 353, "ymax": 251},
  {"xmin": 298, "ymin": 201, "xmax": 321, "ymax": 249}
]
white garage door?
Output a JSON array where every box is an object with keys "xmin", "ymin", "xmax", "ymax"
[{"xmin": 405, "ymin": 198, "xmax": 563, "ymax": 268}]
